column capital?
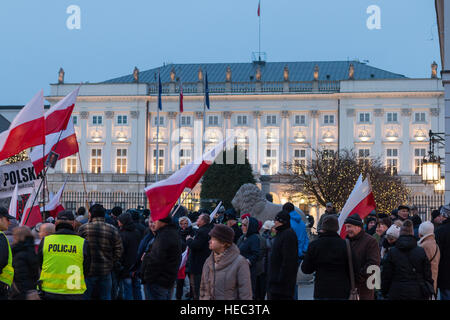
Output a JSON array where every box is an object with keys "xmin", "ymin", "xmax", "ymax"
[
  {"xmin": 105, "ymin": 111, "xmax": 114, "ymax": 119},
  {"xmin": 80, "ymin": 111, "xmax": 89, "ymax": 119},
  {"xmin": 374, "ymin": 108, "xmax": 384, "ymax": 117},
  {"xmin": 281, "ymin": 111, "xmax": 290, "ymax": 118},
  {"xmin": 168, "ymin": 111, "xmax": 178, "ymax": 120},
  {"xmin": 223, "ymin": 111, "xmax": 232, "ymax": 119},
  {"xmin": 401, "ymin": 108, "xmax": 412, "ymax": 117},
  {"xmin": 130, "ymin": 110, "xmax": 140, "ymax": 119}
]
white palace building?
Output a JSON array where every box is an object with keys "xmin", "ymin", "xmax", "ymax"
[{"xmin": 0, "ymin": 60, "xmax": 445, "ymax": 214}]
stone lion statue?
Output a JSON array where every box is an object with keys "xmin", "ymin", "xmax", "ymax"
[{"xmin": 231, "ymin": 183, "xmax": 307, "ymax": 224}]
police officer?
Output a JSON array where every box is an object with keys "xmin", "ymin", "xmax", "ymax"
[
  {"xmin": 0, "ymin": 207, "xmax": 15, "ymax": 300},
  {"xmin": 38, "ymin": 211, "xmax": 90, "ymax": 300}
]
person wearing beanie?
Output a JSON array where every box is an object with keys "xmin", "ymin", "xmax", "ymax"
[
  {"xmin": 418, "ymin": 221, "xmax": 440, "ymax": 294},
  {"xmin": 116, "ymin": 212, "xmax": 141, "ymax": 300},
  {"xmin": 365, "ymin": 216, "xmax": 377, "ymax": 236},
  {"xmin": 316, "ymin": 202, "xmax": 338, "ymax": 234},
  {"xmin": 374, "ymin": 217, "xmax": 392, "ymax": 246},
  {"xmin": 436, "ymin": 203, "xmax": 450, "ymax": 299},
  {"xmin": 141, "ymin": 214, "xmax": 182, "ymax": 300},
  {"xmin": 431, "ymin": 209, "xmax": 442, "ymax": 230},
  {"xmin": 381, "ymin": 224, "xmax": 401, "ymax": 259},
  {"xmin": 381, "ymin": 220, "xmax": 433, "ymax": 300},
  {"xmin": 176, "ymin": 216, "xmax": 195, "ymax": 300},
  {"xmin": 395, "ymin": 205, "xmax": 411, "ymax": 222},
  {"xmin": 267, "ymin": 211, "xmax": 299, "ymax": 300},
  {"xmin": 200, "ymin": 224, "xmax": 252, "ymax": 300},
  {"xmin": 344, "ymin": 213, "xmax": 380, "ymax": 300},
  {"xmin": 302, "ymin": 215, "xmax": 350, "ymax": 300},
  {"xmin": 223, "ymin": 209, "xmax": 242, "ymax": 244}
]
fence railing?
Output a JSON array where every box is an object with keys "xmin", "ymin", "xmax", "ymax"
[{"xmin": 407, "ymin": 194, "xmax": 444, "ymax": 222}]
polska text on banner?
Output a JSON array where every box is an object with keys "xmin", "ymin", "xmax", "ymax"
[{"xmin": 0, "ymin": 160, "xmax": 43, "ymax": 198}]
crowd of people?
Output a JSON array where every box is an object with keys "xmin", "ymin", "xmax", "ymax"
[{"xmin": 0, "ymin": 198, "xmax": 449, "ymax": 301}]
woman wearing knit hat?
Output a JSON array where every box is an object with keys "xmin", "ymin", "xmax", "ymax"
[
  {"xmin": 199, "ymin": 224, "xmax": 252, "ymax": 300},
  {"xmin": 381, "ymin": 220, "xmax": 434, "ymax": 300},
  {"xmin": 418, "ymin": 221, "xmax": 440, "ymax": 295}
]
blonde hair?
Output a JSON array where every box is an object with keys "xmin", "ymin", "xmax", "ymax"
[{"xmin": 12, "ymin": 226, "xmax": 32, "ymax": 244}]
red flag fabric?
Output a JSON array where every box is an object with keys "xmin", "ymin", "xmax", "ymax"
[
  {"xmin": 338, "ymin": 175, "xmax": 376, "ymax": 239},
  {"xmin": 22, "ymin": 206, "xmax": 42, "ymax": 228},
  {"xmin": 257, "ymin": 1, "xmax": 260, "ymax": 16},
  {"xmin": 0, "ymin": 90, "xmax": 45, "ymax": 161},
  {"xmin": 145, "ymin": 139, "xmax": 228, "ymax": 221},
  {"xmin": 41, "ymin": 181, "xmax": 67, "ymax": 218},
  {"xmin": 179, "ymin": 83, "xmax": 184, "ymax": 113},
  {"xmin": 45, "ymin": 87, "xmax": 79, "ymax": 135}
]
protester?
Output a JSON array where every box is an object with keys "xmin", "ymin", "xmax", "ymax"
[
  {"xmin": 141, "ymin": 215, "xmax": 182, "ymax": 300},
  {"xmin": 78, "ymin": 204, "xmax": 123, "ymax": 300},
  {"xmin": 0, "ymin": 207, "xmax": 15, "ymax": 300},
  {"xmin": 381, "ymin": 224, "xmax": 401, "ymax": 258},
  {"xmin": 9, "ymin": 226, "xmax": 39, "ymax": 300},
  {"xmin": 223, "ymin": 209, "xmax": 242, "ymax": 244},
  {"xmin": 381, "ymin": 220, "xmax": 433, "ymax": 300},
  {"xmin": 344, "ymin": 213, "xmax": 381, "ymax": 300},
  {"xmin": 117, "ymin": 212, "xmax": 141, "ymax": 300},
  {"xmin": 316, "ymin": 202, "xmax": 337, "ymax": 232},
  {"xmin": 38, "ymin": 211, "xmax": 91, "ymax": 300},
  {"xmin": 200, "ymin": 224, "xmax": 252, "ymax": 300},
  {"xmin": 186, "ymin": 213, "xmax": 212, "ymax": 300},
  {"xmin": 301, "ymin": 215, "xmax": 350, "ymax": 300},
  {"xmin": 237, "ymin": 216, "xmax": 260, "ymax": 299},
  {"xmin": 365, "ymin": 216, "xmax": 377, "ymax": 236},
  {"xmin": 431, "ymin": 209, "xmax": 443, "ymax": 231},
  {"xmin": 176, "ymin": 216, "xmax": 195, "ymax": 300},
  {"xmin": 267, "ymin": 210, "xmax": 299, "ymax": 300},
  {"xmin": 436, "ymin": 204, "xmax": 450, "ymax": 300},
  {"xmin": 374, "ymin": 217, "xmax": 391, "ymax": 245},
  {"xmin": 411, "ymin": 214, "xmax": 422, "ymax": 240},
  {"xmin": 395, "ymin": 205, "xmax": 411, "ymax": 223},
  {"xmin": 418, "ymin": 221, "xmax": 440, "ymax": 295},
  {"xmin": 38, "ymin": 223, "xmax": 55, "ymax": 240},
  {"xmin": 136, "ymin": 216, "xmax": 156, "ymax": 300},
  {"xmin": 110, "ymin": 206, "xmax": 122, "ymax": 229}
]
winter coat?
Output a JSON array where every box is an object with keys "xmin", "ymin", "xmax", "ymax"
[
  {"xmin": 381, "ymin": 235, "xmax": 433, "ymax": 300},
  {"xmin": 301, "ymin": 231, "xmax": 350, "ymax": 300},
  {"xmin": 231, "ymin": 223, "xmax": 243, "ymax": 244},
  {"xmin": 316, "ymin": 211, "xmax": 337, "ymax": 232},
  {"xmin": 10, "ymin": 236, "xmax": 39, "ymax": 300},
  {"xmin": 186, "ymin": 223, "xmax": 213, "ymax": 275},
  {"xmin": 135, "ymin": 231, "xmax": 155, "ymax": 278},
  {"xmin": 199, "ymin": 243, "xmax": 252, "ymax": 300},
  {"xmin": 418, "ymin": 233, "xmax": 440, "ymax": 293},
  {"xmin": 237, "ymin": 217, "xmax": 261, "ymax": 268},
  {"xmin": 346, "ymin": 230, "xmax": 380, "ymax": 300},
  {"xmin": 179, "ymin": 226, "xmax": 195, "ymax": 252},
  {"xmin": 142, "ymin": 223, "xmax": 182, "ymax": 289},
  {"xmin": 267, "ymin": 222, "xmax": 299, "ymax": 297},
  {"xmin": 288, "ymin": 210, "xmax": 309, "ymax": 261},
  {"xmin": 436, "ymin": 219, "xmax": 450, "ymax": 289},
  {"xmin": 119, "ymin": 219, "xmax": 142, "ymax": 277}
]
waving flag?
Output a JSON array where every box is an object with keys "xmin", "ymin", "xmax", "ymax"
[
  {"xmin": 9, "ymin": 184, "xmax": 19, "ymax": 220},
  {"xmin": 158, "ymin": 72, "xmax": 162, "ymax": 110},
  {"xmin": 30, "ymin": 117, "xmax": 79, "ymax": 174},
  {"xmin": 338, "ymin": 174, "xmax": 376, "ymax": 239},
  {"xmin": 145, "ymin": 139, "xmax": 228, "ymax": 221},
  {"xmin": 41, "ymin": 180, "xmax": 66, "ymax": 218},
  {"xmin": 20, "ymin": 186, "xmax": 42, "ymax": 228},
  {"xmin": 204, "ymin": 72, "xmax": 210, "ymax": 109},
  {"xmin": 179, "ymin": 82, "xmax": 184, "ymax": 113},
  {"xmin": 45, "ymin": 87, "xmax": 79, "ymax": 135},
  {"xmin": 257, "ymin": 0, "xmax": 260, "ymax": 16},
  {"xmin": 209, "ymin": 201, "xmax": 223, "ymax": 223},
  {"xmin": 0, "ymin": 90, "xmax": 45, "ymax": 161}
]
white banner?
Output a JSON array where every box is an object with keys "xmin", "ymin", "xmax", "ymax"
[{"xmin": 0, "ymin": 160, "xmax": 43, "ymax": 199}]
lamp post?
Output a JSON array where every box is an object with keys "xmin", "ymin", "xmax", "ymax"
[
  {"xmin": 422, "ymin": 130, "xmax": 445, "ymax": 185},
  {"xmin": 260, "ymin": 163, "xmax": 271, "ymax": 196}
]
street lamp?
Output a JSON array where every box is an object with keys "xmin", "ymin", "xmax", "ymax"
[
  {"xmin": 435, "ymin": 176, "xmax": 445, "ymax": 193},
  {"xmin": 422, "ymin": 130, "xmax": 444, "ymax": 184}
]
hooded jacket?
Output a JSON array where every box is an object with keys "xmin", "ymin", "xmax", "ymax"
[
  {"xmin": 288, "ymin": 210, "xmax": 309, "ymax": 260},
  {"xmin": 200, "ymin": 243, "xmax": 252, "ymax": 300},
  {"xmin": 381, "ymin": 235, "xmax": 433, "ymax": 300},
  {"xmin": 186, "ymin": 223, "xmax": 213, "ymax": 274},
  {"xmin": 118, "ymin": 215, "xmax": 142, "ymax": 277},
  {"xmin": 435, "ymin": 218, "xmax": 450, "ymax": 289},
  {"xmin": 418, "ymin": 233, "xmax": 440, "ymax": 293},
  {"xmin": 237, "ymin": 217, "xmax": 260, "ymax": 268},
  {"xmin": 10, "ymin": 236, "xmax": 39, "ymax": 300}
]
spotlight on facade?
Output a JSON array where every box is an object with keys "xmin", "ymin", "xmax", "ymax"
[
  {"xmin": 386, "ymin": 130, "xmax": 398, "ymax": 141},
  {"xmin": 294, "ymin": 132, "xmax": 306, "ymax": 143},
  {"xmin": 358, "ymin": 130, "xmax": 370, "ymax": 142},
  {"xmin": 91, "ymin": 130, "xmax": 101, "ymax": 142},
  {"xmin": 117, "ymin": 131, "xmax": 127, "ymax": 142},
  {"xmin": 414, "ymin": 130, "xmax": 427, "ymax": 141},
  {"xmin": 322, "ymin": 131, "xmax": 334, "ymax": 143}
]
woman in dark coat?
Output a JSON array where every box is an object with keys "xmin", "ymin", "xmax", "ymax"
[
  {"xmin": 237, "ymin": 216, "xmax": 260, "ymax": 299},
  {"xmin": 381, "ymin": 220, "xmax": 433, "ymax": 300},
  {"xmin": 301, "ymin": 215, "xmax": 350, "ymax": 300},
  {"xmin": 9, "ymin": 226, "xmax": 39, "ymax": 300},
  {"xmin": 176, "ymin": 216, "xmax": 195, "ymax": 300}
]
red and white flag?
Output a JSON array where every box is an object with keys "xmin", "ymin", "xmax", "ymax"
[
  {"xmin": 179, "ymin": 247, "xmax": 189, "ymax": 271},
  {"xmin": 45, "ymin": 87, "xmax": 79, "ymax": 135},
  {"xmin": 209, "ymin": 201, "xmax": 222, "ymax": 223},
  {"xmin": 338, "ymin": 174, "xmax": 376, "ymax": 239},
  {"xmin": 9, "ymin": 184, "xmax": 19, "ymax": 220},
  {"xmin": 179, "ymin": 82, "xmax": 183, "ymax": 113},
  {"xmin": 19, "ymin": 186, "xmax": 42, "ymax": 228},
  {"xmin": 0, "ymin": 90, "xmax": 45, "ymax": 161},
  {"xmin": 145, "ymin": 139, "xmax": 228, "ymax": 221},
  {"xmin": 257, "ymin": 0, "xmax": 260, "ymax": 16},
  {"xmin": 30, "ymin": 117, "xmax": 79, "ymax": 174},
  {"xmin": 41, "ymin": 180, "xmax": 66, "ymax": 218}
]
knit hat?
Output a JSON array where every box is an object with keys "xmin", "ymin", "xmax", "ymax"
[
  {"xmin": 240, "ymin": 213, "xmax": 251, "ymax": 221},
  {"xmin": 321, "ymin": 215, "xmax": 339, "ymax": 232},
  {"xmin": 111, "ymin": 206, "xmax": 123, "ymax": 217},
  {"xmin": 275, "ymin": 210, "xmax": 290, "ymax": 224},
  {"xmin": 262, "ymin": 220, "xmax": 275, "ymax": 230},
  {"xmin": 158, "ymin": 216, "xmax": 173, "ymax": 224},
  {"xmin": 418, "ymin": 221, "xmax": 434, "ymax": 237},
  {"xmin": 431, "ymin": 209, "xmax": 441, "ymax": 221},
  {"xmin": 209, "ymin": 224, "xmax": 234, "ymax": 244},
  {"xmin": 118, "ymin": 212, "xmax": 133, "ymax": 225},
  {"xmin": 440, "ymin": 204, "xmax": 450, "ymax": 218},
  {"xmin": 398, "ymin": 205, "xmax": 410, "ymax": 212},
  {"xmin": 400, "ymin": 219, "xmax": 414, "ymax": 236},
  {"xmin": 386, "ymin": 224, "xmax": 401, "ymax": 239},
  {"xmin": 57, "ymin": 211, "xmax": 75, "ymax": 221},
  {"xmin": 223, "ymin": 208, "xmax": 237, "ymax": 222},
  {"xmin": 344, "ymin": 213, "xmax": 363, "ymax": 228}
]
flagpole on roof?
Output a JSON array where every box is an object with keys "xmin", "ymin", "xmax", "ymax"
[
  {"xmin": 258, "ymin": 0, "xmax": 261, "ymax": 61},
  {"xmin": 156, "ymin": 70, "xmax": 161, "ymax": 183},
  {"xmin": 178, "ymin": 78, "xmax": 182, "ymax": 206}
]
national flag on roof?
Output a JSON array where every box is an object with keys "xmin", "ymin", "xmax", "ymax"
[
  {"xmin": 257, "ymin": 0, "xmax": 261, "ymax": 16},
  {"xmin": 204, "ymin": 72, "xmax": 210, "ymax": 110},
  {"xmin": 158, "ymin": 72, "xmax": 162, "ymax": 111},
  {"xmin": 179, "ymin": 81, "xmax": 184, "ymax": 113},
  {"xmin": 0, "ymin": 90, "xmax": 45, "ymax": 161}
]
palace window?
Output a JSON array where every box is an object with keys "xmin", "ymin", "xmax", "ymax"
[
  {"xmin": 237, "ymin": 115, "xmax": 248, "ymax": 126},
  {"xmin": 295, "ymin": 115, "xmax": 306, "ymax": 125},
  {"xmin": 65, "ymin": 156, "xmax": 77, "ymax": 173},
  {"xmin": 323, "ymin": 114, "xmax": 334, "ymax": 125},
  {"xmin": 386, "ymin": 112, "xmax": 398, "ymax": 123},
  {"xmin": 180, "ymin": 116, "xmax": 191, "ymax": 126},
  {"xmin": 90, "ymin": 149, "xmax": 102, "ymax": 174},
  {"xmin": 414, "ymin": 112, "xmax": 426, "ymax": 123},
  {"xmin": 358, "ymin": 149, "xmax": 371, "ymax": 166},
  {"xmin": 154, "ymin": 116, "xmax": 165, "ymax": 126},
  {"xmin": 414, "ymin": 148, "xmax": 426, "ymax": 175},
  {"xmin": 386, "ymin": 148, "xmax": 398, "ymax": 175},
  {"xmin": 208, "ymin": 115, "xmax": 219, "ymax": 126},
  {"xmin": 293, "ymin": 149, "xmax": 306, "ymax": 174},
  {"xmin": 359, "ymin": 112, "xmax": 371, "ymax": 123},
  {"xmin": 153, "ymin": 149, "xmax": 164, "ymax": 174},
  {"xmin": 265, "ymin": 149, "xmax": 278, "ymax": 175},
  {"xmin": 92, "ymin": 115, "xmax": 103, "ymax": 125},
  {"xmin": 116, "ymin": 149, "xmax": 127, "ymax": 174},
  {"xmin": 117, "ymin": 115, "xmax": 128, "ymax": 125},
  {"xmin": 266, "ymin": 115, "xmax": 277, "ymax": 125}
]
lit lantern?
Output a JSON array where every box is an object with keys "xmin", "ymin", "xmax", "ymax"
[
  {"xmin": 434, "ymin": 176, "xmax": 445, "ymax": 193},
  {"xmin": 422, "ymin": 158, "xmax": 441, "ymax": 184}
]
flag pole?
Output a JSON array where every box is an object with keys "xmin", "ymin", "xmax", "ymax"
[
  {"xmin": 178, "ymin": 79, "xmax": 182, "ymax": 205},
  {"xmin": 156, "ymin": 71, "xmax": 161, "ymax": 183},
  {"xmin": 258, "ymin": 0, "xmax": 261, "ymax": 61},
  {"xmin": 77, "ymin": 151, "xmax": 90, "ymax": 211},
  {"xmin": 171, "ymin": 188, "xmax": 195, "ymax": 218}
]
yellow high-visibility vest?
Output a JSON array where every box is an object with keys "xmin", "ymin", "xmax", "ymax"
[
  {"xmin": 0, "ymin": 231, "xmax": 13, "ymax": 287},
  {"xmin": 40, "ymin": 234, "xmax": 86, "ymax": 295}
]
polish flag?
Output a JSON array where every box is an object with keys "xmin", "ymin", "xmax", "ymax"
[
  {"xmin": 41, "ymin": 181, "xmax": 66, "ymax": 218},
  {"xmin": 0, "ymin": 90, "xmax": 45, "ymax": 161},
  {"xmin": 209, "ymin": 201, "xmax": 222, "ymax": 223},
  {"xmin": 20, "ymin": 186, "xmax": 42, "ymax": 228},
  {"xmin": 30, "ymin": 118, "xmax": 79, "ymax": 174},
  {"xmin": 145, "ymin": 139, "xmax": 228, "ymax": 221},
  {"xmin": 9, "ymin": 184, "xmax": 19, "ymax": 220},
  {"xmin": 45, "ymin": 87, "xmax": 79, "ymax": 135},
  {"xmin": 257, "ymin": 1, "xmax": 260, "ymax": 17},
  {"xmin": 338, "ymin": 174, "xmax": 376, "ymax": 239},
  {"xmin": 179, "ymin": 82, "xmax": 183, "ymax": 113},
  {"xmin": 177, "ymin": 247, "xmax": 189, "ymax": 279}
]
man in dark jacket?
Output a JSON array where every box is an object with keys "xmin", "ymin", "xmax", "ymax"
[
  {"xmin": 344, "ymin": 213, "xmax": 381, "ymax": 300},
  {"xmin": 302, "ymin": 215, "xmax": 350, "ymax": 300},
  {"xmin": 267, "ymin": 210, "xmax": 299, "ymax": 300},
  {"xmin": 381, "ymin": 220, "xmax": 433, "ymax": 300},
  {"xmin": 395, "ymin": 205, "xmax": 411, "ymax": 223},
  {"xmin": 117, "ymin": 212, "xmax": 141, "ymax": 300},
  {"xmin": 142, "ymin": 215, "xmax": 181, "ymax": 300},
  {"xmin": 436, "ymin": 204, "xmax": 450, "ymax": 300},
  {"xmin": 186, "ymin": 213, "xmax": 212, "ymax": 300},
  {"xmin": 223, "ymin": 209, "xmax": 242, "ymax": 244},
  {"xmin": 237, "ymin": 216, "xmax": 260, "ymax": 299},
  {"xmin": 316, "ymin": 202, "xmax": 337, "ymax": 232}
]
